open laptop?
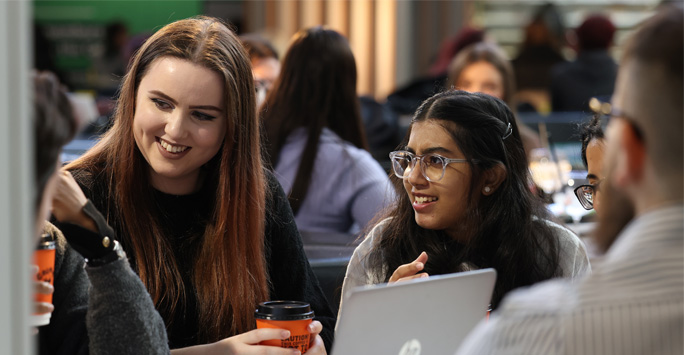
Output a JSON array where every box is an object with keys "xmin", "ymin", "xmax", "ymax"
[{"xmin": 332, "ymin": 268, "xmax": 496, "ymax": 355}]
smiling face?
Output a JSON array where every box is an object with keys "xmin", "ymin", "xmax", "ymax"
[
  {"xmin": 403, "ymin": 120, "xmax": 474, "ymax": 240},
  {"xmin": 456, "ymin": 60, "xmax": 505, "ymax": 100},
  {"xmin": 133, "ymin": 56, "xmax": 227, "ymax": 195}
]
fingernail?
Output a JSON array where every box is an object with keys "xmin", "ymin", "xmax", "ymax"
[
  {"xmin": 421, "ymin": 273, "xmax": 429, "ymax": 278},
  {"xmin": 308, "ymin": 324, "xmax": 314, "ymax": 332},
  {"xmin": 46, "ymin": 283, "xmax": 54, "ymax": 292},
  {"xmin": 281, "ymin": 330, "xmax": 291, "ymax": 339},
  {"xmin": 416, "ymin": 262, "xmax": 424, "ymax": 270},
  {"xmin": 292, "ymin": 351, "xmax": 301, "ymax": 355}
]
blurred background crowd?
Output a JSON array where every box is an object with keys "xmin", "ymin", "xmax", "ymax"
[{"xmin": 36, "ymin": 0, "xmax": 664, "ymax": 230}]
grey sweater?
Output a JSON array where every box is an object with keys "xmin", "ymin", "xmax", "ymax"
[{"xmin": 39, "ymin": 221, "xmax": 169, "ymax": 355}]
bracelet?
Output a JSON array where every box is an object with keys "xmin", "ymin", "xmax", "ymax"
[{"xmin": 85, "ymin": 239, "xmax": 125, "ymax": 267}]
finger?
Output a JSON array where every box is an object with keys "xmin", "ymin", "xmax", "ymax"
[
  {"xmin": 34, "ymin": 281, "xmax": 54, "ymax": 295},
  {"xmin": 389, "ymin": 257, "xmax": 426, "ymax": 282},
  {"xmin": 257, "ymin": 346, "xmax": 301, "ymax": 355},
  {"xmin": 396, "ymin": 273, "xmax": 429, "ymax": 283},
  {"xmin": 304, "ymin": 335, "xmax": 325, "ymax": 355},
  {"xmin": 236, "ymin": 328, "xmax": 291, "ymax": 345},
  {"xmin": 416, "ymin": 251, "xmax": 428, "ymax": 264},
  {"xmin": 389, "ymin": 262, "xmax": 423, "ymax": 281},
  {"xmin": 307, "ymin": 320, "xmax": 323, "ymax": 336},
  {"xmin": 34, "ymin": 302, "xmax": 54, "ymax": 314}
]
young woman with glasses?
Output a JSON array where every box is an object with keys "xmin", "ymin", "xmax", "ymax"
[{"xmin": 339, "ymin": 90, "xmax": 590, "ymax": 311}]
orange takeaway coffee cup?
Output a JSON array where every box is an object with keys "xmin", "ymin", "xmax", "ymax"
[
  {"xmin": 32, "ymin": 234, "xmax": 56, "ymax": 326},
  {"xmin": 255, "ymin": 301, "xmax": 314, "ymax": 353}
]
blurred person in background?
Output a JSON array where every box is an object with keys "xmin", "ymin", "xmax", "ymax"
[
  {"xmin": 512, "ymin": 3, "xmax": 567, "ymax": 113},
  {"xmin": 261, "ymin": 26, "xmax": 394, "ymax": 238},
  {"xmin": 447, "ymin": 42, "xmax": 542, "ymax": 156},
  {"xmin": 92, "ymin": 21, "xmax": 129, "ymax": 95},
  {"xmin": 387, "ymin": 27, "xmax": 486, "ymax": 117},
  {"xmin": 551, "ymin": 14, "xmax": 618, "ymax": 112},
  {"xmin": 340, "ymin": 91, "xmax": 589, "ymax": 318},
  {"xmin": 458, "ymin": 6, "xmax": 683, "ymax": 354},
  {"xmin": 240, "ymin": 33, "xmax": 281, "ymax": 109}
]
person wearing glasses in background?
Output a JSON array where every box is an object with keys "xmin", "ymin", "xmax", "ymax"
[
  {"xmin": 574, "ymin": 109, "xmax": 605, "ymax": 216},
  {"xmin": 239, "ymin": 33, "xmax": 280, "ymax": 109},
  {"xmin": 338, "ymin": 90, "xmax": 590, "ymax": 318},
  {"xmin": 457, "ymin": 6, "xmax": 683, "ymax": 354}
]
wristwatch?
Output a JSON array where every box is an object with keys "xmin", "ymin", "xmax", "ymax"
[{"xmin": 85, "ymin": 238, "xmax": 125, "ymax": 267}]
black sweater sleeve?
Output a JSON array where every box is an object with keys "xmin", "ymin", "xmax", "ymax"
[{"xmin": 264, "ymin": 171, "xmax": 337, "ymax": 352}]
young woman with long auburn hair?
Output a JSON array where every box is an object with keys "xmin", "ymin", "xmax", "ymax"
[
  {"xmin": 340, "ymin": 90, "xmax": 590, "ymax": 313},
  {"xmin": 66, "ymin": 17, "xmax": 334, "ymax": 354}
]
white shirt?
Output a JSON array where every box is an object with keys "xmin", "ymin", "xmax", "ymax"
[{"xmin": 457, "ymin": 205, "xmax": 684, "ymax": 355}]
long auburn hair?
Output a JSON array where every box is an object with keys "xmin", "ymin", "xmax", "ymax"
[
  {"xmin": 368, "ymin": 90, "xmax": 560, "ymax": 309},
  {"xmin": 260, "ymin": 26, "xmax": 367, "ymax": 214},
  {"xmin": 66, "ymin": 17, "xmax": 268, "ymax": 342}
]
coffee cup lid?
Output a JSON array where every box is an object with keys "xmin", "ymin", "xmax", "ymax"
[{"xmin": 255, "ymin": 301, "xmax": 314, "ymax": 320}]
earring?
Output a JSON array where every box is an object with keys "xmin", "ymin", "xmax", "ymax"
[{"xmin": 484, "ymin": 186, "xmax": 491, "ymax": 194}]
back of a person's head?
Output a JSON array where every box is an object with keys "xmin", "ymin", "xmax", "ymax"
[
  {"xmin": 275, "ymin": 26, "xmax": 356, "ymax": 112},
  {"xmin": 447, "ymin": 42, "xmax": 516, "ymax": 105},
  {"xmin": 33, "ymin": 71, "xmax": 77, "ymax": 209},
  {"xmin": 576, "ymin": 14, "xmax": 615, "ymax": 51},
  {"xmin": 523, "ymin": 3, "xmax": 565, "ymax": 48},
  {"xmin": 264, "ymin": 26, "xmax": 362, "ymax": 148},
  {"xmin": 619, "ymin": 5, "xmax": 683, "ymax": 181},
  {"xmin": 239, "ymin": 33, "xmax": 279, "ymax": 61}
]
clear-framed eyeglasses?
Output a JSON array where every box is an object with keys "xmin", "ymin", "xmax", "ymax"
[
  {"xmin": 389, "ymin": 150, "xmax": 474, "ymax": 182},
  {"xmin": 573, "ymin": 179, "xmax": 603, "ymax": 210}
]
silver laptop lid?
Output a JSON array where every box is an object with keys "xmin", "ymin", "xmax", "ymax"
[{"xmin": 332, "ymin": 268, "xmax": 496, "ymax": 355}]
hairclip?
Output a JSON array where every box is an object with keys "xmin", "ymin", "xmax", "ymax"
[{"xmin": 502, "ymin": 122, "xmax": 513, "ymax": 140}]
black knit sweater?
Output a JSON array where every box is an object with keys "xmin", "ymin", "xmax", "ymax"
[{"xmin": 72, "ymin": 168, "xmax": 336, "ymax": 351}]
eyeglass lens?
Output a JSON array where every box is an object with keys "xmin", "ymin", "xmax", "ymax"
[
  {"xmin": 575, "ymin": 185, "xmax": 594, "ymax": 209},
  {"xmin": 392, "ymin": 153, "xmax": 445, "ymax": 182}
]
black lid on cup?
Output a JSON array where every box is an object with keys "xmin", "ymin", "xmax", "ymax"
[
  {"xmin": 36, "ymin": 233, "xmax": 56, "ymax": 250},
  {"xmin": 255, "ymin": 301, "xmax": 314, "ymax": 321}
]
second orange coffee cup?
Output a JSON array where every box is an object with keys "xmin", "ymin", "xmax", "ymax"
[
  {"xmin": 255, "ymin": 301, "xmax": 314, "ymax": 353},
  {"xmin": 32, "ymin": 234, "xmax": 56, "ymax": 326}
]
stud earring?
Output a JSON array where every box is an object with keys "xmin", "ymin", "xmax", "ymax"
[{"xmin": 484, "ymin": 186, "xmax": 491, "ymax": 193}]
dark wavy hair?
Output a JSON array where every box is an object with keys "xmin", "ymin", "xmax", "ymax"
[
  {"xmin": 260, "ymin": 26, "xmax": 367, "ymax": 214},
  {"xmin": 368, "ymin": 90, "xmax": 560, "ymax": 309},
  {"xmin": 579, "ymin": 113, "xmax": 604, "ymax": 168}
]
